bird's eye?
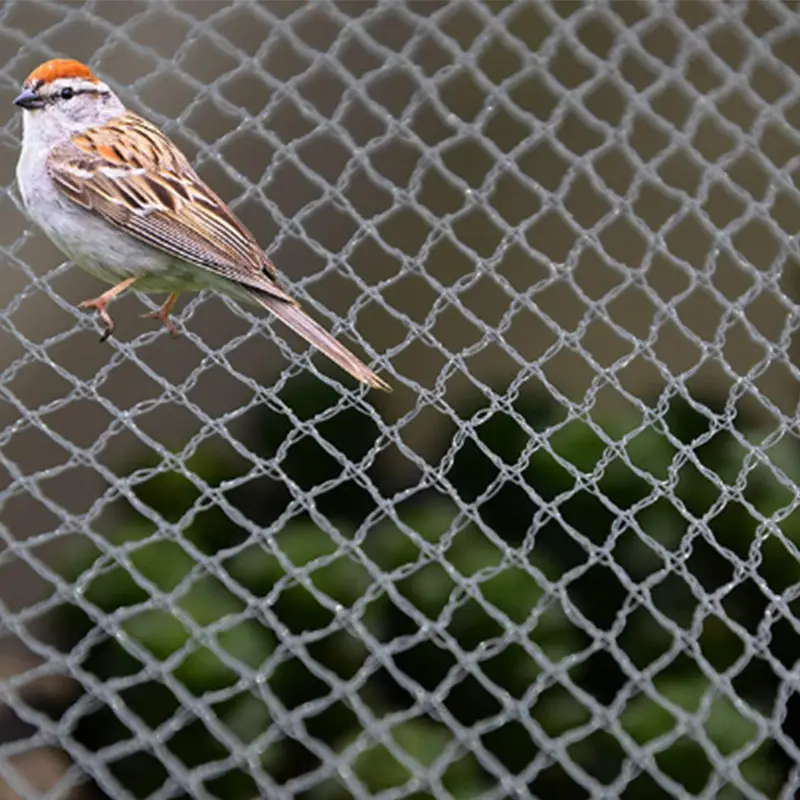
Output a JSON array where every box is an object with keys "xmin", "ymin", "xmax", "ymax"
[{"xmin": 60, "ymin": 87, "xmax": 75, "ymax": 100}]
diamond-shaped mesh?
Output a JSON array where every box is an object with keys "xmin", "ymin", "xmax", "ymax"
[{"xmin": 2, "ymin": 1, "xmax": 800, "ymax": 798}]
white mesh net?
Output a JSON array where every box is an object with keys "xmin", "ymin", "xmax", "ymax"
[{"xmin": 1, "ymin": 1, "xmax": 800, "ymax": 798}]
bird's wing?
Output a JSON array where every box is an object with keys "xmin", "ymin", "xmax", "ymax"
[{"xmin": 47, "ymin": 110, "xmax": 293, "ymax": 303}]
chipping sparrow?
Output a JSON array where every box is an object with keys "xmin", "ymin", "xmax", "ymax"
[{"xmin": 14, "ymin": 58, "xmax": 390, "ymax": 391}]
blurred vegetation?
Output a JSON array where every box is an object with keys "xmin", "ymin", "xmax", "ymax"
[{"xmin": 55, "ymin": 379, "xmax": 799, "ymax": 799}]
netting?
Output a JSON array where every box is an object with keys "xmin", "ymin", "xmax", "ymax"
[{"xmin": 2, "ymin": 0, "xmax": 800, "ymax": 797}]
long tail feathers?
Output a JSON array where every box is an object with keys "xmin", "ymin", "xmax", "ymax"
[{"xmin": 248, "ymin": 290, "xmax": 391, "ymax": 392}]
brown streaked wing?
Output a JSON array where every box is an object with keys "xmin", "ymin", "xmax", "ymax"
[{"xmin": 47, "ymin": 111, "xmax": 290, "ymax": 300}]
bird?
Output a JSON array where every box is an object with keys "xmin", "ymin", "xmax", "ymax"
[{"xmin": 13, "ymin": 58, "xmax": 390, "ymax": 391}]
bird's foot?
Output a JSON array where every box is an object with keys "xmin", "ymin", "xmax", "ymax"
[
  {"xmin": 141, "ymin": 293, "xmax": 180, "ymax": 337},
  {"xmin": 78, "ymin": 276, "xmax": 138, "ymax": 342},
  {"xmin": 78, "ymin": 296, "xmax": 116, "ymax": 342}
]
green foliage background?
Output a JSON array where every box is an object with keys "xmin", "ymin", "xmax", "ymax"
[{"xmin": 55, "ymin": 380, "xmax": 799, "ymax": 798}]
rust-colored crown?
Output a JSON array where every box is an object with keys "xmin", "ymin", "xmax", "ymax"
[{"xmin": 25, "ymin": 59, "xmax": 97, "ymax": 85}]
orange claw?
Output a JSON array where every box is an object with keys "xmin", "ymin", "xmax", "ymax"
[
  {"xmin": 78, "ymin": 276, "xmax": 137, "ymax": 342},
  {"xmin": 142, "ymin": 293, "xmax": 180, "ymax": 337}
]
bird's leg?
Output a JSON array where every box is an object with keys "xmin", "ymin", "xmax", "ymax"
[
  {"xmin": 141, "ymin": 293, "xmax": 180, "ymax": 337},
  {"xmin": 78, "ymin": 276, "xmax": 138, "ymax": 342}
]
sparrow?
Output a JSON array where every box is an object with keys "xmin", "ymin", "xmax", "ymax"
[{"xmin": 13, "ymin": 59, "xmax": 390, "ymax": 391}]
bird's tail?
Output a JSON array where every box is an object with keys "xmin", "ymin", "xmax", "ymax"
[{"xmin": 248, "ymin": 290, "xmax": 391, "ymax": 392}]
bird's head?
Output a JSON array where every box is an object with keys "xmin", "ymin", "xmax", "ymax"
[{"xmin": 14, "ymin": 59, "xmax": 123, "ymax": 142}]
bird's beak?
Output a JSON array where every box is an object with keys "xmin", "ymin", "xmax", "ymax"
[{"xmin": 13, "ymin": 88, "xmax": 44, "ymax": 110}]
